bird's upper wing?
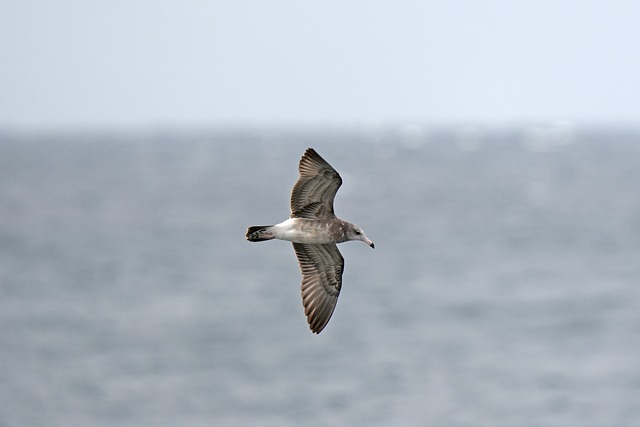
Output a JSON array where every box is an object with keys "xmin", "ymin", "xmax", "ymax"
[
  {"xmin": 292, "ymin": 242, "xmax": 344, "ymax": 334},
  {"xmin": 290, "ymin": 148, "xmax": 342, "ymax": 219}
]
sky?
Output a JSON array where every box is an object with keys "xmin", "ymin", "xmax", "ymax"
[{"xmin": 1, "ymin": 1, "xmax": 639, "ymax": 129}]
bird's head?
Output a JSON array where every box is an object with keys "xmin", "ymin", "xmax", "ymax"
[{"xmin": 348, "ymin": 224, "xmax": 375, "ymax": 249}]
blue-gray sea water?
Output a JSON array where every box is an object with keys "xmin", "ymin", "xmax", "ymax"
[{"xmin": 1, "ymin": 126, "xmax": 639, "ymax": 427}]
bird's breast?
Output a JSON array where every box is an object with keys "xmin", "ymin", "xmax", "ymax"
[{"xmin": 271, "ymin": 218, "xmax": 346, "ymax": 244}]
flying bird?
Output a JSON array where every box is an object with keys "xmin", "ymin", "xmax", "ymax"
[{"xmin": 246, "ymin": 148, "xmax": 374, "ymax": 334}]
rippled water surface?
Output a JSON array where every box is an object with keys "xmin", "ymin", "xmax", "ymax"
[{"xmin": 1, "ymin": 127, "xmax": 639, "ymax": 426}]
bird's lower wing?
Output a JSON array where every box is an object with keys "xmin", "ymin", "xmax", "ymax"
[{"xmin": 292, "ymin": 243, "xmax": 344, "ymax": 334}]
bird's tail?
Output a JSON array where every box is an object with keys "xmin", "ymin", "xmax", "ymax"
[{"xmin": 246, "ymin": 225, "xmax": 275, "ymax": 242}]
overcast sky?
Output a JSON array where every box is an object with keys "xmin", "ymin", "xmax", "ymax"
[{"xmin": 1, "ymin": 1, "xmax": 639, "ymax": 128}]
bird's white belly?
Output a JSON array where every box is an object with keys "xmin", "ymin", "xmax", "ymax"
[{"xmin": 271, "ymin": 218, "xmax": 336, "ymax": 244}]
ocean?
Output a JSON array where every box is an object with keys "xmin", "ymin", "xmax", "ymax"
[{"xmin": 1, "ymin": 125, "xmax": 639, "ymax": 426}]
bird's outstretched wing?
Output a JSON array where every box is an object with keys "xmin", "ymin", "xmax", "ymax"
[
  {"xmin": 292, "ymin": 242, "xmax": 344, "ymax": 334},
  {"xmin": 290, "ymin": 148, "xmax": 342, "ymax": 219}
]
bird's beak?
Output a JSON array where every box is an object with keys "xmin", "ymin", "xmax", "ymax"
[{"xmin": 367, "ymin": 239, "xmax": 375, "ymax": 249}]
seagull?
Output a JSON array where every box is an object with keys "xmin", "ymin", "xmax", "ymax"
[{"xmin": 246, "ymin": 148, "xmax": 374, "ymax": 334}]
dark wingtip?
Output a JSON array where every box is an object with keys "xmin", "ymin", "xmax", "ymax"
[
  {"xmin": 309, "ymin": 322, "xmax": 325, "ymax": 334},
  {"xmin": 302, "ymin": 147, "xmax": 331, "ymax": 165}
]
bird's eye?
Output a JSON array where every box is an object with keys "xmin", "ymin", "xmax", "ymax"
[{"xmin": 355, "ymin": 230, "xmax": 361, "ymax": 235}]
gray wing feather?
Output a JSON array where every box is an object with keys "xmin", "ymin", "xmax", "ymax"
[
  {"xmin": 290, "ymin": 148, "xmax": 342, "ymax": 219},
  {"xmin": 292, "ymin": 242, "xmax": 344, "ymax": 334}
]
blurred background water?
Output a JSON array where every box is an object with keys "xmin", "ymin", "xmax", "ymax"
[{"xmin": 1, "ymin": 126, "xmax": 639, "ymax": 426}]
